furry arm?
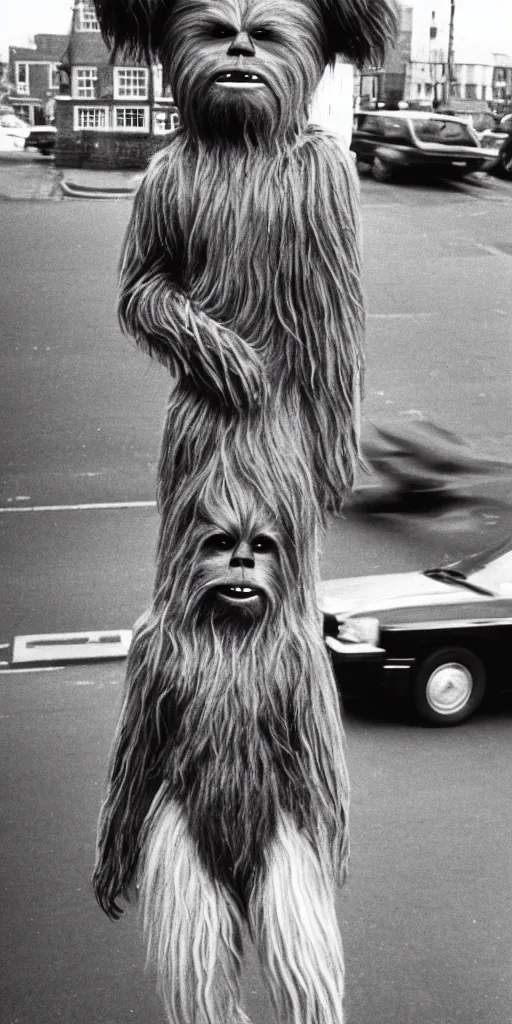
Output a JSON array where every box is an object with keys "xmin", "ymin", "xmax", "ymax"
[
  {"xmin": 93, "ymin": 626, "xmax": 171, "ymax": 919},
  {"xmin": 118, "ymin": 147, "xmax": 266, "ymax": 409}
]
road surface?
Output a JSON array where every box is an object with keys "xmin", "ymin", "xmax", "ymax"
[{"xmin": 1, "ymin": 172, "xmax": 512, "ymax": 1023}]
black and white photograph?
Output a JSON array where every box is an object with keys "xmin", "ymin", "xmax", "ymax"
[{"xmin": 1, "ymin": 0, "xmax": 512, "ymax": 1022}]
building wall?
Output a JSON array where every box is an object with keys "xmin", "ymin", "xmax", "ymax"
[
  {"xmin": 355, "ymin": 5, "xmax": 412, "ymax": 109},
  {"xmin": 55, "ymin": 97, "xmax": 171, "ymax": 167},
  {"xmin": 9, "ymin": 34, "xmax": 67, "ymax": 124},
  {"xmin": 492, "ymin": 56, "xmax": 512, "ymax": 111},
  {"xmin": 54, "ymin": 0, "xmax": 179, "ymax": 168}
]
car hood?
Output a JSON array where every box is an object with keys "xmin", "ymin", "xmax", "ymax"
[{"xmin": 318, "ymin": 570, "xmax": 484, "ymax": 618}]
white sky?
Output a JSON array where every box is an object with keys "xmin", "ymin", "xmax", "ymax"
[{"xmin": 1, "ymin": 0, "xmax": 512, "ymax": 62}]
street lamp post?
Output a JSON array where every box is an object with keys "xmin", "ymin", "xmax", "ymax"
[{"xmin": 446, "ymin": 0, "xmax": 455, "ymax": 101}]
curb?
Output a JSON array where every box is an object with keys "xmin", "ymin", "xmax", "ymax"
[{"xmin": 60, "ymin": 179, "xmax": 136, "ymax": 199}]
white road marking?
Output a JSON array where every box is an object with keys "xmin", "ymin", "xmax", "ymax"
[
  {"xmin": 0, "ymin": 500, "xmax": 157, "ymax": 513},
  {"xmin": 12, "ymin": 630, "xmax": 132, "ymax": 666},
  {"xmin": 475, "ymin": 242, "xmax": 512, "ymax": 260},
  {"xmin": 368, "ymin": 313, "xmax": 433, "ymax": 319},
  {"xmin": 0, "ymin": 667, "xmax": 65, "ymax": 675}
]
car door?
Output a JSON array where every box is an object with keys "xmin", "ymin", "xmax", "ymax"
[{"xmin": 353, "ymin": 115, "xmax": 383, "ymax": 161}]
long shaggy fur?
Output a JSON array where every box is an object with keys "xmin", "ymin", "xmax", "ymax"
[
  {"xmin": 139, "ymin": 801, "xmax": 346, "ymax": 1024},
  {"xmin": 119, "ymin": 126, "xmax": 364, "ymax": 511},
  {"xmin": 93, "ymin": 0, "xmax": 399, "ymax": 69},
  {"xmin": 93, "ymin": 461, "xmax": 349, "ymax": 920},
  {"xmin": 94, "ymin": 467, "xmax": 349, "ymax": 1022},
  {"xmin": 91, "ymin": 0, "xmax": 397, "ymax": 1017}
]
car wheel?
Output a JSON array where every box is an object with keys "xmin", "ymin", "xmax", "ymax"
[
  {"xmin": 355, "ymin": 157, "xmax": 372, "ymax": 174},
  {"xmin": 413, "ymin": 647, "xmax": 486, "ymax": 726},
  {"xmin": 500, "ymin": 153, "xmax": 512, "ymax": 177},
  {"xmin": 372, "ymin": 156, "xmax": 393, "ymax": 182}
]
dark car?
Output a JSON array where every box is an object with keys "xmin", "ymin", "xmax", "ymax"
[
  {"xmin": 320, "ymin": 538, "xmax": 512, "ymax": 726},
  {"xmin": 24, "ymin": 125, "xmax": 57, "ymax": 156},
  {"xmin": 351, "ymin": 110, "xmax": 497, "ymax": 182}
]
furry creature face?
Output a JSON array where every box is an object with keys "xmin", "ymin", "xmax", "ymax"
[
  {"xmin": 93, "ymin": 0, "xmax": 399, "ymax": 123},
  {"xmin": 164, "ymin": 0, "xmax": 327, "ymax": 139},
  {"xmin": 158, "ymin": 472, "xmax": 306, "ymax": 636},
  {"xmin": 195, "ymin": 523, "xmax": 281, "ymax": 626}
]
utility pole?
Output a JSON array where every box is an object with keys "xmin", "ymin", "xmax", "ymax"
[{"xmin": 446, "ymin": 0, "xmax": 455, "ymax": 102}]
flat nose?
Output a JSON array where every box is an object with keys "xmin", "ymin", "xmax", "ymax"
[
  {"xmin": 230, "ymin": 540, "xmax": 254, "ymax": 569},
  {"xmin": 227, "ymin": 30, "xmax": 255, "ymax": 57}
]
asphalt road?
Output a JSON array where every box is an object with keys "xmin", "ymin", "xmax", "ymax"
[{"xmin": 1, "ymin": 172, "xmax": 512, "ymax": 1024}]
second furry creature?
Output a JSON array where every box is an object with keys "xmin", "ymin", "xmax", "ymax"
[{"xmin": 93, "ymin": 461, "xmax": 350, "ymax": 1022}]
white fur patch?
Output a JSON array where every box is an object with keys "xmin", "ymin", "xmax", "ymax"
[
  {"xmin": 139, "ymin": 795, "xmax": 246, "ymax": 1023},
  {"xmin": 249, "ymin": 811, "xmax": 345, "ymax": 1024}
]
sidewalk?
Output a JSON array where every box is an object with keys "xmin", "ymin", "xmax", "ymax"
[
  {"xmin": 0, "ymin": 151, "xmax": 141, "ymax": 200},
  {"xmin": 0, "ymin": 151, "xmax": 62, "ymax": 200}
]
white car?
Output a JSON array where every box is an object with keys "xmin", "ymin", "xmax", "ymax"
[{"xmin": 0, "ymin": 113, "xmax": 30, "ymax": 151}]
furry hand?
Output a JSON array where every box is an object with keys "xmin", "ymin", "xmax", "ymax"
[{"xmin": 185, "ymin": 307, "xmax": 267, "ymax": 410}]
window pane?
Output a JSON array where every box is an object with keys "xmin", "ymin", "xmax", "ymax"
[
  {"xmin": 116, "ymin": 69, "xmax": 147, "ymax": 98},
  {"xmin": 413, "ymin": 118, "xmax": 476, "ymax": 146},
  {"xmin": 116, "ymin": 107, "xmax": 146, "ymax": 128},
  {"xmin": 77, "ymin": 107, "xmax": 106, "ymax": 128}
]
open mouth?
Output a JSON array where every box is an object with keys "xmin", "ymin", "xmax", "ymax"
[
  {"xmin": 215, "ymin": 584, "xmax": 261, "ymax": 602},
  {"xmin": 215, "ymin": 71, "xmax": 266, "ymax": 90}
]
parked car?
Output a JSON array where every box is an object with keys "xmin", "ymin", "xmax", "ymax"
[
  {"xmin": 351, "ymin": 110, "xmax": 497, "ymax": 182},
  {"xmin": 24, "ymin": 125, "xmax": 57, "ymax": 156},
  {"xmin": 480, "ymin": 116, "xmax": 512, "ymax": 177},
  {"xmin": 320, "ymin": 537, "xmax": 512, "ymax": 726},
  {"xmin": 0, "ymin": 112, "xmax": 30, "ymax": 151}
]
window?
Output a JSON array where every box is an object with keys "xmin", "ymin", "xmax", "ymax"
[
  {"xmin": 412, "ymin": 118, "xmax": 476, "ymax": 147},
  {"xmin": 16, "ymin": 104, "xmax": 31, "ymax": 122},
  {"xmin": 50, "ymin": 64, "xmax": 60, "ymax": 90},
  {"xmin": 114, "ymin": 68, "xmax": 148, "ymax": 100},
  {"xmin": 73, "ymin": 67, "xmax": 98, "ymax": 99},
  {"xmin": 76, "ymin": 1, "xmax": 100, "ymax": 31},
  {"xmin": 115, "ymin": 106, "xmax": 148, "ymax": 131},
  {"xmin": 358, "ymin": 115, "xmax": 384, "ymax": 134},
  {"xmin": 153, "ymin": 109, "xmax": 180, "ymax": 133},
  {"xmin": 75, "ymin": 106, "xmax": 108, "ymax": 130},
  {"xmin": 381, "ymin": 118, "xmax": 411, "ymax": 144},
  {"xmin": 16, "ymin": 63, "xmax": 29, "ymax": 95}
]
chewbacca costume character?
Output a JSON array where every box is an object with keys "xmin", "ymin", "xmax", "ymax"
[
  {"xmin": 94, "ymin": 454, "xmax": 349, "ymax": 1023},
  {"xmin": 95, "ymin": 0, "xmax": 398, "ymax": 514},
  {"xmin": 92, "ymin": 0, "xmax": 398, "ymax": 1021}
]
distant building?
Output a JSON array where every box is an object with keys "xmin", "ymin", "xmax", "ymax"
[
  {"xmin": 355, "ymin": 5, "xmax": 413, "ymax": 109},
  {"xmin": 8, "ymin": 34, "xmax": 67, "ymax": 125},
  {"xmin": 492, "ymin": 55, "xmax": 512, "ymax": 113},
  {"xmin": 55, "ymin": 0, "xmax": 179, "ymax": 169}
]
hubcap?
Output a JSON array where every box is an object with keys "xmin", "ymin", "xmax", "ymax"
[{"xmin": 426, "ymin": 662, "xmax": 473, "ymax": 715}]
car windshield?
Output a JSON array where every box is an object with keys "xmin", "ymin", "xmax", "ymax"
[
  {"xmin": 412, "ymin": 118, "xmax": 476, "ymax": 146},
  {"xmin": 426, "ymin": 538, "xmax": 512, "ymax": 596}
]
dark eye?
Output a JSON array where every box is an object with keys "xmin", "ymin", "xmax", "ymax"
[
  {"xmin": 251, "ymin": 27, "xmax": 273, "ymax": 41},
  {"xmin": 210, "ymin": 23, "xmax": 235, "ymax": 39},
  {"xmin": 252, "ymin": 535, "xmax": 276, "ymax": 554},
  {"xmin": 205, "ymin": 532, "xmax": 235, "ymax": 552}
]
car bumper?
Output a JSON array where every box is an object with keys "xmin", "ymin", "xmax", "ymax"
[{"xmin": 326, "ymin": 638, "xmax": 416, "ymax": 698}]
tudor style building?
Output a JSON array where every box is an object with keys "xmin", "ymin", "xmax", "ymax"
[{"xmin": 55, "ymin": 0, "xmax": 179, "ymax": 169}]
